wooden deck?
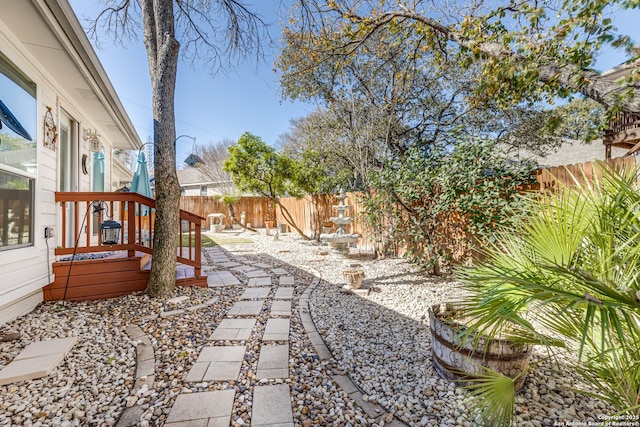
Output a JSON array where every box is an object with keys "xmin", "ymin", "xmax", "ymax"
[
  {"xmin": 604, "ymin": 111, "xmax": 640, "ymax": 157},
  {"xmin": 44, "ymin": 252, "xmax": 207, "ymax": 302},
  {"xmin": 47, "ymin": 192, "xmax": 206, "ymax": 302}
]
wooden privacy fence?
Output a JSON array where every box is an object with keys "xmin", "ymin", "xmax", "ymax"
[
  {"xmin": 534, "ymin": 156, "xmax": 637, "ymax": 191},
  {"xmin": 180, "ymin": 156, "xmax": 640, "ymax": 253},
  {"xmin": 180, "ymin": 196, "xmax": 271, "ymax": 229}
]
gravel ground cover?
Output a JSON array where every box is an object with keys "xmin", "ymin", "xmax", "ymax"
[
  {"xmin": 0, "ymin": 230, "xmax": 615, "ymax": 427},
  {"xmin": 0, "ymin": 285, "xmax": 236, "ymax": 426},
  {"xmin": 248, "ymin": 231, "xmax": 615, "ymax": 427}
]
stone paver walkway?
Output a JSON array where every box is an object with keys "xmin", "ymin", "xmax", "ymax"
[
  {"xmin": 153, "ymin": 243, "xmax": 405, "ymax": 427},
  {"xmin": 0, "ymin": 337, "xmax": 77, "ymax": 385}
]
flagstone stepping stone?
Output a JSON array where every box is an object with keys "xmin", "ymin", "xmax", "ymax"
[
  {"xmin": 274, "ymin": 287, "xmax": 294, "ymax": 300},
  {"xmin": 239, "ymin": 287, "xmax": 271, "ymax": 300},
  {"xmin": 279, "ymin": 275, "xmax": 295, "ymax": 286},
  {"xmin": 185, "ymin": 346, "xmax": 245, "ymax": 382},
  {"xmin": 165, "ymin": 389, "xmax": 235, "ymax": 426},
  {"xmin": 270, "ymin": 300, "xmax": 292, "ymax": 316},
  {"xmin": 262, "ymin": 319, "xmax": 290, "ymax": 341},
  {"xmin": 209, "ymin": 318, "xmax": 256, "ymax": 341},
  {"xmin": 227, "ymin": 300, "xmax": 265, "ymax": 316},
  {"xmin": 252, "ymin": 384, "xmax": 294, "ymax": 427},
  {"xmin": 256, "ymin": 344, "xmax": 289, "ymax": 379},
  {"xmin": 248, "ymin": 277, "xmax": 272, "ymax": 287},
  {"xmin": 0, "ymin": 337, "xmax": 77, "ymax": 385}
]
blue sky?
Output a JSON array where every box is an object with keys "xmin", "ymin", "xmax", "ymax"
[
  {"xmin": 68, "ymin": 1, "xmax": 638, "ymax": 167},
  {"xmin": 68, "ymin": 0, "xmax": 315, "ymax": 167}
]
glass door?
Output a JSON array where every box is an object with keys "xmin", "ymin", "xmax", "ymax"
[{"xmin": 58, "ymin": 113, "xmax": 78, "ymax": 247}]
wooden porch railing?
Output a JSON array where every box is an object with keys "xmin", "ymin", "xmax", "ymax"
[{"xmin": 55, "ymin": 192, "xmax": 203, "ymax": 277}]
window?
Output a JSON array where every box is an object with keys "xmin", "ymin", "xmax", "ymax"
[
  {"xmin": 200, "ymin": 185, "xmax": 207, "ymax": 196},
  {"xmin": 0, "ymin": 53, "xmax": 36, "ymax": 250},
  {"xmin": 0, "ymin": 171, "xmax": 33, "ymax": 249},
  {"xmin": 0, "ymin": 52, "xmax": 37, "ymax": 174}
]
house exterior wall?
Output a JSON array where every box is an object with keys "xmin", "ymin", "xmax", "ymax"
[
  {"xmin": 0, "ymin": 2, "xmax": 137, "ymax": 324},
  {"xmin": 181, "ymin": 184, "xmax": 227, "ymax": 197}
]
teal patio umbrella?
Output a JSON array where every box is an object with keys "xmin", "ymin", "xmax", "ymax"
[{"xmin": 131, "ymin": 151, "xmax": 152, "ymax": 215}]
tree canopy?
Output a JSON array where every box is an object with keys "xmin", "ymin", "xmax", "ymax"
[
  {"xmin": 224, "ymin": 132, "xmax": 310, "ymax": 238},
  {"xmin": 286, "ymin": 0, "xmax": 639, "ymax": 114}
]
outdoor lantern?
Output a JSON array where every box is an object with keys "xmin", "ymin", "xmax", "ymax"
[{"xmin": 100, "ymin": 219, "xmax": 121, "ymax": 245}]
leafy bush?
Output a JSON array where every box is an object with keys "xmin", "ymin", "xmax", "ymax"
[{"xmin": 362, "ymin": 137, "xmax": 536, "ymax": 272}]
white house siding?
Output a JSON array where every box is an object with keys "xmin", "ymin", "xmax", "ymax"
[{"xmin": 0, "ymin": 0, "xmax": 140, "ymax": 324}]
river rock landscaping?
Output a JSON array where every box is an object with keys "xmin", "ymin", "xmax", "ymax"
[{"xmin": 0, "ymin": 230, "xmax": 614, "ymax": 426}]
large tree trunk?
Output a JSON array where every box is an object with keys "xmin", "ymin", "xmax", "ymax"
[{"xmin": 141, "ymin": 0, "xmax": 181, "ymax": 297}]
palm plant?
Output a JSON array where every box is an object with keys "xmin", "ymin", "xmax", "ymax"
[{"xmin": 457, "ymin": 164, "xmax": 640, "ymax": 426}]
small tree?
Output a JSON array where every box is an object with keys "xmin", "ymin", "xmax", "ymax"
[
  {"xmin": 223, "ymin": 132, "xmax": 310, "ymax": 239},
  {"xmin": 362, "ymin": 137, "xmax": 536, "ymax": 273}
]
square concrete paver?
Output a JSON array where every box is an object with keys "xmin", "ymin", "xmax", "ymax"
[
  {"xmin": 198, "ymin": 346, "xmax": 246, "ymax": 361},
  {"xmin": 219, "ymin": 261, "xmax": 241, "ymax": 268},
  {"xmin": 279, "ymin": 276, "xmax": 295, "ymax": 286},
  {"xmin": 270, "ymin": 300, "xmax": 292, "ymax": 316},
  {"xmin": 202, "ymin": 361, "xmax": 242, "ymax": 381},
  {"xmin": 262, "ymin": 319, "xmax": 290, "ymax": 341},
  {"xmin": 0, "ymin": 353, "xmax": 65, "ymax": 386},
  {"xmin": 256, "ymin": 344, "xmax": 289, "ymax": 379},
  {"xmin": 244, "ymin": 269, "xmax": 271, "ymax": 278},
  {"xmin": 14, "ymin": 337, "xmax": 77, "ymax": 360},
  {"xmin": 186, "ymin": 346, "xmax": 245, "ymax": 382},
  {"xmin": 209, "ymin": 318, "xmax": 256, "ymax": 341},
  {"xmin": 253, "ymin": 262, "xmax": 273, "ymax": 269},
  {"xmin": 239, "ymin": 287, "xmax": 271, "ymax": 300},
  {"xmin": 248, "ymin": 277, "xmax": 272, "ymax": 287},
  {"xmin": 165, "ymin": 390, "xmax": 235, "ymax": 425},
  {"xmin": 270, "ymin": 268, "xmax": 290, "ymax": 275},
  {"xmin": 252, "ymin": 384, "xmax": 294, "ymax": 427},
  {"xmin": 274, "ymin": 287, "xmax": 294, "ymax": 300},
  {"xmin": 227, "ymin": 300, "xmax": 265, "ymax": 316},
  {"xmin": 231, "ymin": 265, "xmax": 258, "ymax": 273},
  {"xmin": 0, "ymin": 337, "xmax": 77, "ymax": 385},
  {"xmin": 207, "ymin": 271, "xmax": 241, "ymax": 287}
]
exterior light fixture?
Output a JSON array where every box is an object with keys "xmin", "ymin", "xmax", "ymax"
[
  {"xmin": 83, "ymin": 128, "xmax": 102, "ymax": 152},
  {"xmin": 100, "ymin": 219, "xmax": 121, "ymax": 245}
]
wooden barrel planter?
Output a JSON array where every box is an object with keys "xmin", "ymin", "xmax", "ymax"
[{"xmin": 429, "ymin": 303, "xmax": 533, "ymax": 391}]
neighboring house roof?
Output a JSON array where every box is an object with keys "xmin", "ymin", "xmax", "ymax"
[
  {"xmin": 509, "ymin": 139, "xmax": 628, "ymax": 168},
  {"xmin": 177, "ymin": 167, "xmax": 232, "ymax": 187},
  {"xmin": 112, "ymin": 156, "xmax": 134, "ymax": 186},
  {"xmin": 601, "ymin": 59, "xmax": 640, "ymax": 81},
  {"xmin": 2, "ymin": 0, "xmax": 141, "ymax": 150}
]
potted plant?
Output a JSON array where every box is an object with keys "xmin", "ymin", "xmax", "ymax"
[
  {"xmin": 429, "ymin": 302, "xmax": 533, "ymax": 391},
  {"xmin": 264, "ymin": 202, "xmax": 276, "ymax": 229},
  {"xmin": 456, "ymin": 165, "xmax": 640, "ymax": 426}
]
